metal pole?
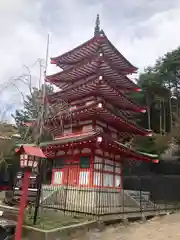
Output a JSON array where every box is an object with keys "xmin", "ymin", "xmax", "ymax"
[
  {"xmin": 15, "ymin": 170, "xmax": 31, "ymax": 240},
  {"xmin": 33, "ymin": 33, "xmax": 50, "ymax": 225}
]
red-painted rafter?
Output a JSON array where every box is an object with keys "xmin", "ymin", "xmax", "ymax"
[
  {"xmin": 43, "ymin": 101, "xmax": 151, "ymax": 137},
  {"xmin": 41, "ymin": 131, "xmax": 153, "ymax": 162},
  {"xmin": 47, "ymin": 76, "xmax": 145, "ymax": 113},
  {"xmin": 46, "ymin": 55, "xmax": 138, "ymax": 92},
  {"xmin": 50, "ymin": 31, "xmax": 137, "ymax": 73}
]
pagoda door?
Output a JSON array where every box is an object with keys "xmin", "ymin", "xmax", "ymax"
[{"xmin": 63, "ymin": 160, "xmax": 79, "ymax": 186}]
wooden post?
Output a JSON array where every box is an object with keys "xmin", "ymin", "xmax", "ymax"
[{"xmin": 14, "ymin": 170, "xmax": 31, "ymax": 240}]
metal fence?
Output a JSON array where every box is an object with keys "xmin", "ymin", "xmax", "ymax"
[{"xmin": 39, "ymin": 175, "xmax": 180, "ymax": 220}]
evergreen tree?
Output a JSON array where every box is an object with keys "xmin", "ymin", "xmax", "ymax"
[
  {"xmin": 132, "ymin": 46, "xmax": 180, "ymax": 155},
  {"xmin": 12, "ymin": 84, "xmax": 54, "ymax": 143}
]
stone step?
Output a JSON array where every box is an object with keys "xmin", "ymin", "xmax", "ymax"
[{"xmin": 125, "ymin": 190, "xmax": 155, "ymax": 209}]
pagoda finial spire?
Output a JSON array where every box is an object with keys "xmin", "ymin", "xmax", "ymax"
[{"xmin": 94, "ymin": 14, "xmax": 100, "ymax": 36}]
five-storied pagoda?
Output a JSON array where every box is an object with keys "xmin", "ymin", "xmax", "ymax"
[{"xmin": 23, "ymin": 15, "xmax": 157, "ymax": 213}]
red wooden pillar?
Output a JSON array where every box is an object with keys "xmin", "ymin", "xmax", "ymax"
[{"xmin": 14, "ymin": 170, "xmax": 31, "ymax": 240}]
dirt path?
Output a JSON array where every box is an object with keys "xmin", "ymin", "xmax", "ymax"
[{"xmin": 72, "ymin": 213, "xmax": 180, "ymax": 240}]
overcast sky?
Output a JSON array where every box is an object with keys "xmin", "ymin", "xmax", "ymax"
[{"xmin": 1, "ymin": 0, "xmax": 180, "ymax": 119}]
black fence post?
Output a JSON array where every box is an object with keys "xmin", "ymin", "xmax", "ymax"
[
  {"xmin": 121, "ymin": 162, "xmax": 125, "ymax": 215},
  {"xmin": 164, "ymin": 177, "xmax": 167, "ymax": 213},
  {"xmin": 63, "ymin": 163, "xmax": 69, "ymax": 215},
  {"xmin": 139, "ymin": 176, "xmax": 142, "ymax": 215},
  {"xmin": 33, "ymin": 158, "xmax": 43, "ymax": 225},
  {"xmin": 152, "ymin": 175, "xmax": 156, "ymax": 213}
]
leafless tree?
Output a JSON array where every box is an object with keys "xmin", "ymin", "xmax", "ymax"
[{"xmin": 0, "ymin": 56, "xmax": 71, "ymax": 170}]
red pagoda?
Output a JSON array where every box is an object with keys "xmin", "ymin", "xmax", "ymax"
[{"xmin": 22, "ymin": 16, "xmax": 157, "ymax": 214}]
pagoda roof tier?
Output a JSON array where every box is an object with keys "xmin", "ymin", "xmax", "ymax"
[
  {"xmin": 41, "ymin": 131, "xmax": 98, "ymax": 148},
  {"xmin": 47, "ymin": 76, "xmax": 145, "ymax": 113},
  {"xmin": 69, "ymin": 96, "xmax": 134, "ymax": 119},
  {"xmin": 50, "ymin": 31, "xmax": 137, "ymax": 74},
  {"xmin": 44, "ymin": 101, "xmax": 152, "ymax": 137},
  {"xmin": 40, "ymin": 130, "xmax": 154, "ymax": 162},
  {"xmin": 46, "ymin": 55, "xmax": 139, "ymax": 91}
]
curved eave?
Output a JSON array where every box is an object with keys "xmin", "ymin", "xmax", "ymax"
[
  {"xmin": 40, "ymin": 131, "xmax": 153, "ymax": 162},
  {"xmin": 101, "ymin": 31, "xmax": 137, "ymax": 72},
  {"xmin": 139, "ymin": 151, "xmax": 159, "ymax": 163},
  {"xmin": 46, "ymin": 72, "xmax": 139, "ymax": 93},
  {"xmin": 46, "ymin": 54, "xmax": 100, "ymax": 82},
  {"xmin": 46, "ymin": 75, "xmax": 139, "ymax": 93},
  {"xmin": 51, "ymin": 36, "xmax": 96, "ymax": 63},
  {"xmin": 44, "ymin": 102, "xmax": 152, "ymax": 137},
  {"xmin": 40, "ymin": 130, "xmax": 99, "ymax": 148},
  {"xmin": 47, "ymin": 54, "xmax": 136, "ymax": 84},
  {"xmin": 47, "ymin": 77, "xmax": 145, "ymax": 113},
  {"xmin": 104, "ymin": 141, "xmax": 154, "ymax": 162},
  {"xmin": 50, "ymin": 31, "xmax": 137, "ymax": 73}
]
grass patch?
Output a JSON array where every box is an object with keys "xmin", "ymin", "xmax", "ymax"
[{"xmin": 24, "ymin": 208, "xmax": 92, "ymax": 230}]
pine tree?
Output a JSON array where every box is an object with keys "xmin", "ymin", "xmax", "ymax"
[{"xmin": 12, "ymin": 84, "xmax": 54, "ymax": 143}]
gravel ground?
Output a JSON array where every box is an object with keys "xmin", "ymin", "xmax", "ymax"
[{"xmin": 71, "ymin": 212, "xmax": 180, "ymax": 240}]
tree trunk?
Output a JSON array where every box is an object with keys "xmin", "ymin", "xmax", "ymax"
[
  {"xmin": 146, "ymin": 94, "xmax": 151, "ymax": 130},
  {"xmin": 159, "ymin": 100, "xmax": 163, "ymax": 134}
]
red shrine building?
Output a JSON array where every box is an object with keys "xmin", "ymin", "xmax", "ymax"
[{"xmin": 22, "ymin": 16, "xmax": 157, "ymax": 213}]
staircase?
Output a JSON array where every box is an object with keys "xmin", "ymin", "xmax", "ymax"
[{"xmin": 125, "ymin": 190, "xmax": 156, "ymax": 210}]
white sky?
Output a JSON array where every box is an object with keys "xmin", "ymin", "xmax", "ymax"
[{"xmin": 1, "ymin": 0, "xmax": 180, "ymax": 119}]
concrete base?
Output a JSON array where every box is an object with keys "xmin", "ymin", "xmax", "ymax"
[
  {"xmin": 41, "ymin": 185, "xmax": 142, "ymax": 215},
  {"xmin": 23, "ymin": 220, "xmax": 98, "ymax": 240}
]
